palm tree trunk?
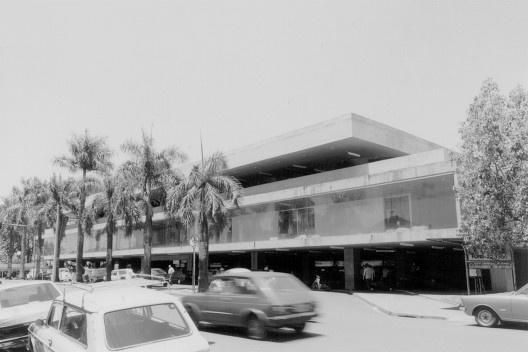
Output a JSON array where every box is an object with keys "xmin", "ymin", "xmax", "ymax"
[
  {"xmin": 52, "ymin": 203, "xmax": 61, "ymax": 282},
  {"xmin": 35, "ymin": 223, "xmax": 42, "ymax": 280},
  {"xmin": 198, "ymin": 218, "xmax": 209, "ymax": 292},
  {"xmin": 76, "ymin": 172, "xmax": 87, "ymax": 282},
  {"xmin": 19, "ymin": 226, "xmax": 27, "ymax": 279},
  {"xmin": 142, "ymin": 202, "xmax": 153, "ymax": 274},
  {"xmin": 7, "ymin": 229, "xmax": 13, "ymax": 278},
  {"xmin": 106, "ymin": 215, "xmax": 114, "ymax": 281}
]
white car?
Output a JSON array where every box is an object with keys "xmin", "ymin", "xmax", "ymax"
[
  {"xmin": 27, "ymin": 285, "xmax": 210, "ymax": 352},
  {"xmin": 111, "ymin": 268, "xmax": 136, "ymax": 281},
  {"xmin": 0, "ymin": 280, "xmax": 61, "ymax": 350},
  {"xmin": 59, "ymin": 268, "xmax": 72, "ymax": 282}
]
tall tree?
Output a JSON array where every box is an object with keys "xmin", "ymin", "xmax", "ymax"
[
  {"xmin": 120, "ymin": 131, "xmax": 187, "ymax": 274},
  {"xmin": 166, "ymin": 152, "xmax": 242, "ymax": 292},
  {"xmin": 0, "ymin": 200, "xmax": 19, "ymax": 278},
  {"xmin": 89, "ymin": 175, "xmax": 141, "ymax": 281},
  {"xmin": 48, "ymin": 175, "xmax": 77, "ymax": 282},
  {"xmin": 54, "ymin": 130, "xmax": 113, "ymax": 281},
  {"xmin": 454, "ymin": 79, "xmax": 528, "ymax": 257}
]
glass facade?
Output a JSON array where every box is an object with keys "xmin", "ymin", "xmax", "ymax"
[{"xmin": 42, "ymin": 174, "xmax": 457, "ymax": 256}]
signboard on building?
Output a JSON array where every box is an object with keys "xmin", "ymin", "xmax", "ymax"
[{"xmin": 469, "ymin": 261, "xmax": 512, "ymax": 269}]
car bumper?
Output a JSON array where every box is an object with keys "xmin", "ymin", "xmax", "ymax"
[
  {"xmin": 267, "ymin": 312, "xmax": 317, "ymax": 327},
  {"xmin": 0, "ymin": 336, "xmax": 27, "ymax": 351}
]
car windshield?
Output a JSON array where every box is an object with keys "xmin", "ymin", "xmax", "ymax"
[
  {"xmin": 255, "ymin": 275, "xmax": 309, "ymax": 292},
  {"xmin": 0, "ymin": 283, "xmax": 60, "ymax": 308},
  {"xmin": 104, "ymin": 303, "xmax": 190, "ymax": 349},
  {"xmin": 152, "ymin": 269, "xmax": 167, "ymax": 276}
]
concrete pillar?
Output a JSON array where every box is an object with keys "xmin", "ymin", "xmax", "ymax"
[
  {"xmin": 344, "ymin": 248, "xmax": 361, "ymax": 291},
  {"xmin": 490, "ymin": 268, "xmax": 515, "ymax": 292},
  {"xmin": 251, "ymin": 251, "xmax": 258, "ymax": 271}
]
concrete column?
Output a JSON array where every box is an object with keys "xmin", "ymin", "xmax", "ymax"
[
  {"xmin": 344, "ymin": 248, "xmax": 361, "ymax": 291},
  {"xmin": 251, "ymin": 251, "xmax": 258, "ymax": 271}
]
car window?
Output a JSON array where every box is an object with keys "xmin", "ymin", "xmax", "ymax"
[
  {"xmin": 0, "ymin": 283, "xmax": 61, "ymax": 308},
  {"xmin": 48, "ymin": 302, "xmax": 63, "ymax": 329},
  {"xmin": 517, "ymin": 284, "xmax": 528, "ymax": 296},
  {"xmin": 225, "ymin": 278, "xmax": 256, "ymax": 295},
  {"xmin": 104, "ymin": 303, "xmax": 190, "ymax": 349},
  {"xmin": 61, "ymin": 305, "xmax": 87, "ymax": 346},
  {"xmin": 256, "ymin": 275, "xmax": 309, "ymax": 292}
]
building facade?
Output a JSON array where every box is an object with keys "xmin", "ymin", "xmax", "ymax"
[{"xmin": 41, "ymin": 114, "xmax": 525, "ymax": 292}]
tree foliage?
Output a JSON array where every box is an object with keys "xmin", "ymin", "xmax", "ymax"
[
  {"xmin": 54, "ymin": 130, "xmax": 113, "ymax": 281},
  {"xmin": 166, "ymin": 152, "xmax": 242, "ymax": 292},
  {"xmin": 120, "ymin": 130, "xmax": 187, "ymax": 274},
  {"xmin": 454, "ymin": 79, "xmax": 528, "ymax": 257}
]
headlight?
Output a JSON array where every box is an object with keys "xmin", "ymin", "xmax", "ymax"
[{"xmin": 271, "ymin": 305, "xmax": 290, "ymax": 315}]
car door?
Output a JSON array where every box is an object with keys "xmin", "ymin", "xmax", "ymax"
[
  {"xmin": 31, "ymin": 301, "xmax": 62, "ymax": 352},
  {"xmin": 222, "ymin": 278, "xmax": 261, "ymax": 326},
  {"xmin": 201, "ymin": 277, "xmax": 234, "ymax": 324},
  {"xmin": 511, "ymin": 285, "xmax": 528, "ymax": 321}
]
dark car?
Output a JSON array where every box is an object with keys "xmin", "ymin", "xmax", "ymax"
[{"xmin": 181, "ymin": 271, "xmax": 317, "ymax": 340}]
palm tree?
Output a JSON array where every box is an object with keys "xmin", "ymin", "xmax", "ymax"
[
  {"xmin": 120, "ymin": 130, "xmax": 187, "ymax": 274},
  {"xmin": 0, "ymin": 200, "xmax": 18, "ymax": 278},
  {"xmin": 54, "ymin": 130, "xmax": 113, "ymax": 281},
  {"xmin": 48, "ymin": 175, "xmax": 77, "ymax": 282},
  {"xmin": 89, "ymin": 175, "xmax": 141, "ymax": 281},
  {"xmin": 166, "ymin": 152, "xmax": 242, "ymax": 292}
]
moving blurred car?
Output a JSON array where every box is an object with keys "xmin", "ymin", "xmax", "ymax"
[
  {"xmin": 181, "ymin": 271, "xmax": 317, "ymax": 340},
  {"xmin": 461, "ymin": 282, "xmax": 528, "ymax": 327},
  {"xmin": 110, "ymin": 268, "xmax": 135, "ymax": 281},
  {"xmin": 88, "ymin": 268, "xmax": 107, "ymax": 283},
  {"xmin": 224, "ymin": 268, "xmax": 250, "ymax": 274},
  {"xmin": 59, "ymin": 268, "xmax": 72, "ymax": 282},
  {"xmin": 27, "ymin": 285, "xmax": 210, "ymax": 352},
  {"xmin": 0, "ymin": 280, "xmax": 61, "ymax": 351}
]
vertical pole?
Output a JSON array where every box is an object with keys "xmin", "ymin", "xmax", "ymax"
[
  {"xmin": 462, "ymin": 245, "xmax": 470, "ymax": 296},
  {"xmin": 192, "ymin": 246, "xmax": 196, "ymax": 294}
]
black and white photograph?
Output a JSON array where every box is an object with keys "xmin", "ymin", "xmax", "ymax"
[{"xmin": 1, "ymin": 1, "xmax": 528, "ymax": 352}]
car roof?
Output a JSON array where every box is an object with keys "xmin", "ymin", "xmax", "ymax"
[
  {"xmin": 0, "ymin": 280, "xmax": 55, "ymax": 289},
  {"xmin": 214, "ymin": 271, "xmax": 291, "ymax": 279},
  {"xmin": 60, "ymin": 284, "xmax": 175, "ymax": 312}
]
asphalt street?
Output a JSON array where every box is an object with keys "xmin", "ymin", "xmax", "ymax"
[{"xmin": 195, "ymin": 291, "xmax": 528, "ymax": 352}]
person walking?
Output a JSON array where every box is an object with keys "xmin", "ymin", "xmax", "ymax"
[{"xmin": 363, "ymin": 264, "xmax": 375, "ymax": 290}]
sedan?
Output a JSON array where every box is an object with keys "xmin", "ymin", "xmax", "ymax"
[
  {"xmin": 27, "ymin": 285, "xmax": 209, "ymax": 352},
  {"xmin": 0, "ymin": 280, "xmax": 61, "ymax": 351},
  {"xmin": 461, "ymin": 282, "xmax": 528, "ymax": 327},
  {"xmin": 181, "ymin": 271, "xmax": 317, "ymax": 340}
]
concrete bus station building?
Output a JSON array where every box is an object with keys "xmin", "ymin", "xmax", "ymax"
[{"xmin": 41, "ymin": 114, "xmax": 528, "ymax": 292}]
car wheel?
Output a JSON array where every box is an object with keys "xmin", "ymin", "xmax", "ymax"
[
  {"xmin": 247, "ymin": 315, "xmax": 267, "ymax": 340},
  {"xmin": 185, "ymin": 305, "xmax": 200, "ymax": 327},
  {"xmin": 475, "ymin": 307, "xmax": 499, "ymax": 327},
  {"xmin": 293, "ymin": 322, "xmax": 305, "ymax": 334}
]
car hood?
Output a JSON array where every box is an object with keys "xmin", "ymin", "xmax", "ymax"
[{"xmin": 0, "ymin": 301, "xmax": 52, "ymax": 328}]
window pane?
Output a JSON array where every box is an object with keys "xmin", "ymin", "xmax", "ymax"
[
  {"xmin": 104, "ymin": 303, "xmax": 190, "ymax": 349},
  {"xmin": 0, "ymin": 283, "xmax": 60, "ymax": 308},
  {"xmin": 61, "ymin": 306, "xmax": 87, "ymax": 345},
  {"xmin": 48, "ymin": 303, "xmax": 62, "ymax": 329}
]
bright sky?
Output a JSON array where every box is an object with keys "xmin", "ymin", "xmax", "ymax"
[{"xmin": 1, "ymin": 0, "xmax": 527, "ymax": 197}]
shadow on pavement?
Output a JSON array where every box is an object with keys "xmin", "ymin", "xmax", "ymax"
[{"xmin": 198, "ymin": 324, "xmax": 323, "ymax": 342}]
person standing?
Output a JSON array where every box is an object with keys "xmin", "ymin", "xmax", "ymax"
[
  {"xmin": 363, "ymin": 264, "xmax": 375, "ymax": 290},
  {"xmin": 168, "ymin": 265, "xmax": 175, "ymax": 284}
]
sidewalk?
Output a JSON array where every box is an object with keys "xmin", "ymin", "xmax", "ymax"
[{"xmin": 353, "ymin": 291, "xmax": 474, "ymax": 322}]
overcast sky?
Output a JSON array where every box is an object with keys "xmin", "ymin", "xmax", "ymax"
[{"xmin": 1, "ymin": 0, "xmax": 527, "ymax": 197}]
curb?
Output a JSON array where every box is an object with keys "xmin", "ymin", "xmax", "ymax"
[{"xmin": 354, "ymin": 294, "xmax": 448, "ymax": 320}]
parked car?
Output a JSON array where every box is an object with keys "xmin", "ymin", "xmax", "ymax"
[
  {"xmin": 461, "ymin": 282, "xmax": 528, "ymax": 327},
  {"xmin": 110, "ymin": 268, "xmax": 136, "ymax": 281},
  {"xmin": 181, "ymin": 271, "xmax": 318, "ymax": 340},
  {"xmin": 0, "ymin": 280, "xmax": 61, "ymax": 351},
  {"xmin": 27, "ymin": 268, "xmax": 52, "ymax": 280},
  {"xmin": 137, "ymin": 268, "xmax": 187, "ymax": 285},
  {"xmin": 88, "ymin": 268, "xmax": 107, "ymax": 283},
  {"xmin": 27, "ymin": 285, "xmax": 210, "ymax": 352},
  {"xmin": 59, "ymin": 268, "xmax": 72, "ymax": 282}
]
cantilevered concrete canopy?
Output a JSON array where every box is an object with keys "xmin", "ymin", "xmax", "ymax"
[{"xmin": 215, "ymin": 113, "xmax": 444, "ymax": 187}]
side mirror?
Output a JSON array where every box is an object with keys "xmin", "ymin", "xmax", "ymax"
[{"xmin": 35, "ymin": 319, "xmax": 45, "ymax": 327}]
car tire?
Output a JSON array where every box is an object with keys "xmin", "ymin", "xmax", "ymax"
[
  {"xmin": 293, "ymin": 322, "xmax": 305, "ymax": 334},
  {"xmin": 185, "ymin": 305, "xmax": 200, "ymax": 328},
  {"xmin": 247, "ymin": 315, "xmax": 267, "ymax": 340},
  {"xmin": 475, "ymin": 307, "xmax": 499, "ymax": 327}
]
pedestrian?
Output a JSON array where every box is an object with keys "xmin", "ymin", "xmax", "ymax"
[
  {"xmin": 168, "ymin": 265, "xmax": 175, "ymax": 284},
  {"xmin": 363, "ymin": 264, "xmax": 375, "ymax": 290}
]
